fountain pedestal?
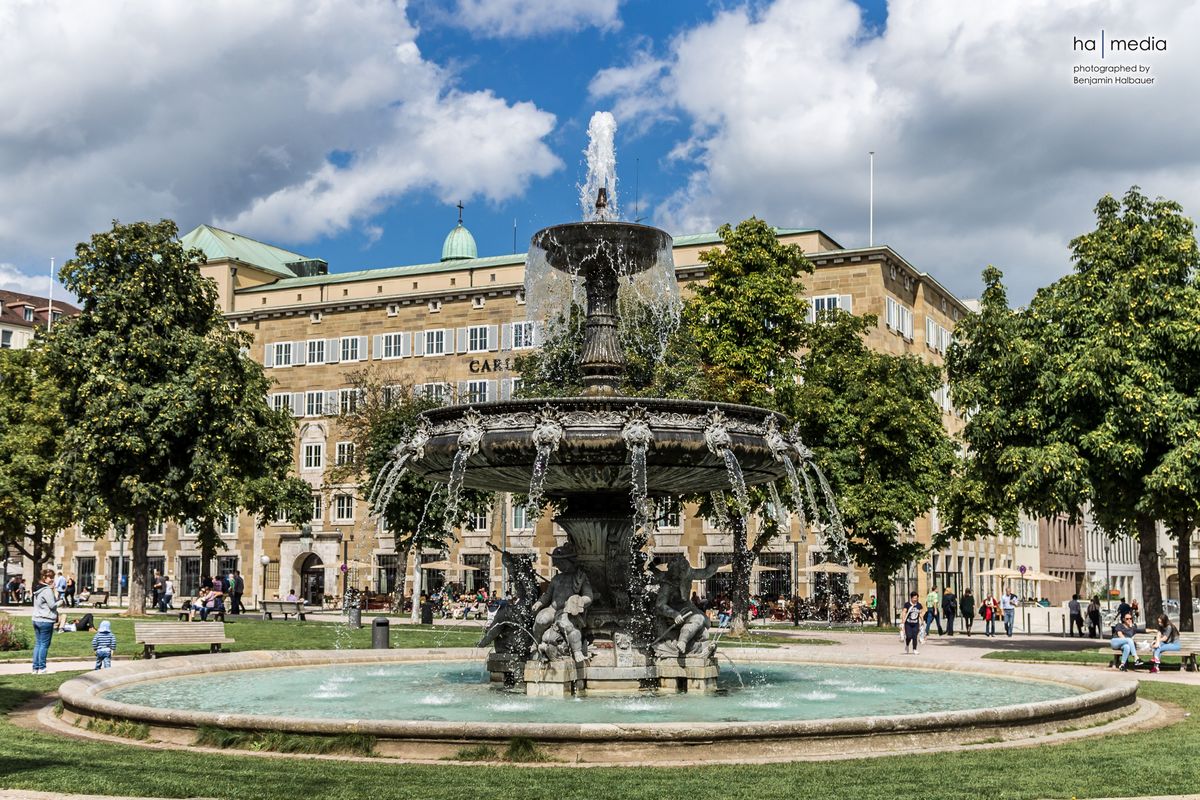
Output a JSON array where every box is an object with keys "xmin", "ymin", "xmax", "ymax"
[{"xmin": 654, "ymin": 656, "xmax": 720, "ymax": 694}]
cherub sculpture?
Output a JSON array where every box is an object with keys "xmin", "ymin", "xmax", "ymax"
[
  {"xmin": 531, "ymin": 543, "xmax": 593, "ymax": 663},
  {"xmin": 652, "ymin": 555, "xmax": 721, "ymax": 658},
  {"xmin": 477, "ymin": 542, "xmax": 540, "ymax": 659}
]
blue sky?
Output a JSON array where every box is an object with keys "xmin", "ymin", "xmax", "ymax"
[{"xmin": 0, "ymin": 0, "xmax": 1195, "ymax": 304}]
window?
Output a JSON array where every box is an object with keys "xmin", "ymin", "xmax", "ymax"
[
  {"xmin": 179, "ymin": 556, "xmax": 202, "ymax": 598},
  {"xmin": 307, "ymin": 339, "xmax": 325, "ymax": 364},
  {"xmin": 303, "ymin": 443, "xmax": 324, "ymax": 470},
  {"xmin": 812, "ymin": 295, "xmax": 840, "ymax": 316},
  {"xmin": 925, "ymin": 317, "xmax": 951, "ymax": 353},
  {"xmin": 428, "ymin": 299, "xmax": 442, "ymax": 313},
  {"xmin": 272, "ymin": 342, "xmax": 292, "ymax": 367},
  {"xmin": 340, "ymin": 336, "xmax": 360, "ymax": 362},
  {"xmin": 271, "ymin": 393, "xmax": 293, "ymax": 414},
  {"xmin": 336, "ymin": 442, "xmax": 355, "ymax": 466},
  {"xmin": 382, "ymin": 385, "xmax": 401, "ymax": 407},
  {"xmin": 515, "ymin": 290, "xmax": 526, "ymax": 305},
  {"xmin": 387, "ymin": 303, "xmax": 399, "ymax": 317},
  {"xmin": 512, "ymin": 321, "xmax": 536, "ymax": 349},
  {"xmin": 468, "ymin": 325, "xmax": 489, "ymax": 352},
  {"xmin": 472, "ymin": 295, "xmax": 485, "ymax": 309},
  {"xmin": 311, "ymin": 494, "xmax": 323, "ymax": 522},
  {"xmin": 466, "ymin": 380, "xmax": 489, "ymax": 404},
  {"xmin": 469, "ymin": 509, "xmax": 489, "ymax": 532},
  {"xmin": 339, "ymin": 388, "xmax": 361, "ymax": 415},
  {"xmin": 334, "ymin": 494, "xmax": 354, "ymax": 522},
  {"xmin": 23, "ymin": 307, "xmax": 34, "ymax": 322},
  {"xmin": 0, "ymin": 331, "xmax": 10, "ymax": 349},
  {"xmin": 885, "ymin": 296, "xmax": 915, "ymax": 339},
  {"xmin": 512, "ymin": 504, "xmax": 532, "ymax": 531},
  {"xmin": 656, "ymin": 499, "xmax": 681, "ymax": 529},
  {"xmin": 305, "ymin": 391, "xmax": 324, "ymax": 417},
  {"xmin": 808, "ymin": 295, "xmax": 851, "ymax": 323},
  {"xmin": 419, "ymin": 382, "xmax": 450, "ymax": 403},
  {"xmin": 424, "ymin": 329, "xmax": 446, "ymax": 356},
  {"xmin": 219, "ymin": 513, "xmax": 238, "ymax": 536},
  {"xmin": 381, "ymin": 333, "xmax": 407, "ymax": 359},
  {"xmin": 310, "ymin": 311, "xmax": 322, "ymax": 324},
  {"xmin": 75, "ymin": 556, "xmax": 96, "ymax": 592}
]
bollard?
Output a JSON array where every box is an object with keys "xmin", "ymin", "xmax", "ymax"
[
  {"xmin": 348, "ymin": 604, "xmax": 362, "ymax": 629},
  {"xmin": 420, "ymin": 601, "xmax": 434, "ymax": 626},
  {"xmin": 372, "ymin": 616, "xmax": 390, "ymax": 649}
]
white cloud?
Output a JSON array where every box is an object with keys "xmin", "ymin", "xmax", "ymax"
[
  {"xmin": 0, "ymin": 0, "xmax": 561, "ymax": 267},
  {"xmin": 0, "ymin": 262, "xmax": 66, "ymax": 300},
  {"xmin": 592, "ymin": 0, "xmax": 1200, "ymax": 303},
  {"xmin": 444, "ymin": 0, "xmax": 622, "ymax": 38}
]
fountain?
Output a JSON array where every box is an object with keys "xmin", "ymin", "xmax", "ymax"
[{"xmin": 50, "ymin": 117, "xmax": 1143, "ymax": 762}]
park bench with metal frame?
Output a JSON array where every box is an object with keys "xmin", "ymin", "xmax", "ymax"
[
  {"xmin": 134, "ymin": 621, "xmax": 234, "ymax": 659},
  {"xmin": 262, "ymin": 600, "xmax": 307, "ymax": 621}
]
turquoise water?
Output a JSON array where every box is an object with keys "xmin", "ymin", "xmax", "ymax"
[{"xmin": 102, "ymin": 662, "xmax": 1080, "ymax": 724}]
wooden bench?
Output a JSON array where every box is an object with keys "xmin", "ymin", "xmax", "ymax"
[
  {"xmin": 1100, "ymin": 632, "xmax": 1200, "ymax": 671},
  {"xmin": 134, "ymin": 621, "xmax": 234, "ymax": 659},
  {"xmin": 89, "ymin": 591, "xmax": 109, "ymax": 608},
  {"xmin": 175, "ymin": 597, "xmax": 226, "ymax": 623},
  {"xmin": 262, "ymin": 600, "xmax": 307, "ymax": 621}
]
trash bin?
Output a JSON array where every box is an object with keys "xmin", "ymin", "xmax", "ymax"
[
  {"xmin": 420, "ymin": 601, "xmax": 434, "ymax": 626},
  {"xmin": 372, "ymin": 616, "xmax": 390, "ymax": 648},
  {"xmin": 348, "ymin": 604, "xmax": 362, "ymax": 629}
]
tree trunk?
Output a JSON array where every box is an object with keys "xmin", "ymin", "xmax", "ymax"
[
  {"xmin": 198, "ymin": 518, "xmax": 219, "ymax": 577},
  {"xmin": 729, "ymin": 515, "xmax": 752, "ymax": 634},
  {"xmin": 30, "ymin": 525, "xmax": 45, "ymax": 585},
  {"xmin": 1137, "ymin": 514, "xmax": 1164, "ymax": 626},
  {"xmin": 128, "ymin": 513, "xmax": 150, "ymax": 616},
  {"xmin": 874, "ymin": 569, "xmax": 892, "ymax": 627},
  {"xmin": 394, "ymin": 537, "xmax": 413, "ymax": 615},
  {"xmin": 1174, "ymin": 520, "xmax": 1194, "ymax": 632}
]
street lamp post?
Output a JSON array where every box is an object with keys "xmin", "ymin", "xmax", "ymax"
[
  {"xmin": 1104, "ymin": 541, "xmax": 1111, "ymax": 613},
  {"xmin": 259, "ymin": 554, "xmax": 271, "ymax": 619}
]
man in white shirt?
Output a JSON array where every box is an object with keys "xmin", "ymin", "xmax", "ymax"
[{"xmin": 1000, "ymin": 591, "xmax": 1019, "ymax": 636}]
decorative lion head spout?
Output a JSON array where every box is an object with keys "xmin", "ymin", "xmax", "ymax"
[
  {"xmin": 704, "ymin": 407, "xmax": 732, "ymax": 455},
  {"xmin": 532, "ymin": 404, "xmax": 565, "ymax": 451},
  {"xmin": 621, "ymin": 404, "xmax": 654, "ymax": 449},
  {"xmin": 788, "ymin": 424, "xmax": 814, "ymax": 461},
  {"xmin": 764, "ymin": 416, "xmax": 791, "ymax": 463},
  {"xmin": 457, "ymin": 409, "xmax": 485, "ymax": 458}
]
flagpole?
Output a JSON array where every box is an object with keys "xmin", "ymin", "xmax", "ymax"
[
  {"xmin": 48, "ymin": 257, "xmax": 55, "ymax": 333},
  {"xmin": 868, "ymin": 151, "xmax": 875, "ymax": 247}
]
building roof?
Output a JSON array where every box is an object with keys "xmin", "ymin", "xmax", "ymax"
[
  {"xmin": 441, "ymin": 222, "xmax": 478, "ymax": 262},
  {"xmin": 0, "ymin": 290, "xmax": 79, "ymax": 329},
  {"xmin": 180, "ymin": 224, "xmax": 314, "ymax": 279},
  {"xmin": 238, "ymin": 226, "xmax": 826, "ymax": 293}
]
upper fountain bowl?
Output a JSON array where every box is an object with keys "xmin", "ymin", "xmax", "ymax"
[
  {"xmin": 408, "ymin": 398, "xmax": 790, "ymax": 496},
  {"xmin": 532, "ymin": 222, "xmax": 671, "ymax": 277}
]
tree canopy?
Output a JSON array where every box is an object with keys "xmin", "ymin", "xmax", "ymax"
[
  {"xmin": 47, "ymin": 219, "xmax": 308, "ymax": 613},
  {"xmin": 947, "ymin": 187, "xmax": 1200, "ymax": 626}
]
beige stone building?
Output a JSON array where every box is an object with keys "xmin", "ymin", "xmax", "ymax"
[{"xmin": 50, "ymin": 217, "xmax": 1019, "ymax": 617}]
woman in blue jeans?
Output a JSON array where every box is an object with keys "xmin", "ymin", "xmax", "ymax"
[
  {"xmin": 1110, "ymin": 612, "xmax": 1141, "ymax": 671},
  {"xmin": 1150, "ymin": 613, "xmax": 1180, "ymax": 674},
  {"xmin": 31, "ymin": 568, "xmax": 59, "ymax": 674}
]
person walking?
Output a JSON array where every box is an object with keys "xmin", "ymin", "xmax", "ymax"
[
  {"xmin": 1068, "ymin": 594, "xmax": 1085, "ymax": 637},
  {"xmin": 31, "ymin": 568, "xmax": 59, "ymax": 674},
  {"xmin": 924, "ymin": 587, "xmax": 943, "ymax": 636},
  {"xmin": 942, "ymin": 587, "xmax": 958, "ymax": 636},
  {"xmin": 159, "ymin": 576, "xmax": 174, "ymax": 613},
  {"xmin": 902, "ymin": 592, "xmax": 923, "ymax": 654},
  {"xmin": 231, "ymin": 570, "xmax": 245, "ymax": 615},
  {"xmin": 1110, "ymin": 611, "xmax": 1141, "ymax": 671},
  {"xmin": 1000, "ymin": 590, "xmax": 1018, "ymax": 637},
  {"xmin": 53, "ymin": 571, "xmax": 67, "ymax": 603},
  {"xmin": 1149, "ymin": 613, "xmax": 1180, "ymax": 674},
  {"xmin": 91, "ymin": 620, "xmax": 116, "ymax": 670},
  {"xmin": 64, "ymin": 575, "xmax": 76, "ymax": 607},
  {"xmin": 151, "ymin": 571, "xmax": 163, "ymax": 611},
  {"xmin": 959, "ymin": 588, "xmax": 975, "ymax": 636},
  {"xmin": 982, "ymin": 594, "xmax": 998, "ymax": 637},
  {"xmin": 1087, "ymin": 595, "xmax": 1102, "ymax": 638}
]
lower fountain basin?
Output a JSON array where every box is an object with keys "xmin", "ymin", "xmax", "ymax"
[
  {"xmin": 412, "ymin": 397, "xmax": 790, "ymax": 495},
  {"xmin": 58, "ymin": 648, "xmax": 1135, "ymax": 753}
]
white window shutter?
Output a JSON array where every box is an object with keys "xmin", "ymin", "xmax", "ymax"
[
  {"xmin": 326, "ymin": 338, "xmax": 340, "ymax": 364},
  {"xmin": 414, "ymin": 331, "xmax": 425, "ymax": 356},
  {"xmin": 372, "ymin": 335, "xmax": 382, "ymax": 359},
  {"xmin": 456, "ymin": 327, "xmax": 469, "ymax": 354},
  {"xmin": 293, "ymin": 342, "xmax": 306, "ymax": 366},
  {"xmin": 532, "ymin": 321, "xmax": 544, "ymax": 347},
  {"xmin": 291, "ymin": 392, "xmax": 304, "ymax": 417},
  {"xmin": 325, "ymin": 390, "xmax": 339, "ymax": 415},
  {"xmin": 806, "ymin": 302, "xmax": 816, "ymax": 324},
  {"xmin": 357, "ymin": 336, "xmax": 367, "ymax": 360},
  {"xmin": 500, "ymin": 377, "xmax": 513, "ymax": 400},
  {"xmin": 501, "ymin": 323, "xmax": 512, "ymax": 351},
  {"xmin": 401, "ymin": 332, "xmax": 412, "ymax": 357},
  {"xmin": 926, "ymin": 318, "xmax": 935, "ymax": 348},
  {"xmin": 838, "ymin": 295, "xmax": 853, "ymax": 314},
  {"xmin": 486, "ymin": 380, "xmax": 497, "ymax": 402},
  {"xmin": 487, "ymin": 324, "xmax": 499, "ymax": 351},
  {"xmin": 457, "ymin": 380, "xmax": 469, "ymax": 402},
  {"xmin": 264, "ymin": 343, "xmax": 274, "ymax": 368}
]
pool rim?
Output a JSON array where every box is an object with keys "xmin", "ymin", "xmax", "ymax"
[{"xmin": 58, "ymin": 647, "xmax": 1137, "ymax": 743}]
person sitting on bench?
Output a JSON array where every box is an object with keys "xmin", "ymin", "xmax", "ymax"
[
  {"xmin": 1150, "ymin": 613, "xmax": 1181, "ymax": 674},
  {"xmin": 188, "ymin": 588, "xmax": 212, "ymax": 622}
]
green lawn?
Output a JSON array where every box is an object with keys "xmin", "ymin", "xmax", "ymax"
[
  {"xmin": 982, "ymin": 649, "xmax": 1116, "ymax": 665},
  {"xmin": 0, "ymin": 615, "xmax": 483, "ymax": 661}
]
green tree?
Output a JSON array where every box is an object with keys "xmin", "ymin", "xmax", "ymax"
[
  {"xmin": 47, "ymin": 219, "xmax": 308, "ymax": 615},
  {"xmin": 0, "ymin": 344, "xmax": 73, "ymax": 583},
  {"xmin": 793, "ymin": 312, "xmax": 957, "ymax": 626},
  {"xmin": 947, "ymin": 188, "xmax": 1200, "ymax": 628},
  {"xmin": 335, "ymin": 367, "xmax": 489, "ymax": 607}
]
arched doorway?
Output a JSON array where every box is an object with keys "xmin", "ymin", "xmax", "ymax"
[{"xmin": 299, "ymin": 553, "xmax": 325, "ymax": 607}]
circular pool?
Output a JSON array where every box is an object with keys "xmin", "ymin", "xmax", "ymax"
[{"xmin": 56, "ymin": 648, "xmax": 1139, "ymax": 762}]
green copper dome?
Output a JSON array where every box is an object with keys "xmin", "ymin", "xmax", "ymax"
[{"xmin": 441, "ymin": 222, "xmax": 477, "ymax": 262}]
